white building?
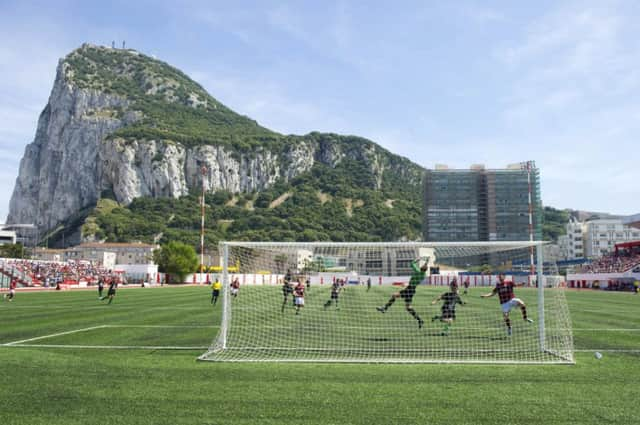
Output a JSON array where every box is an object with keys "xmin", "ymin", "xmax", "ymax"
[
  {"xmin": 543, "ymin": 243, "xmax": 564, "ymax": 263},
  {"xmin": 0, "ymin": 229, "xmax": 17, "ymax": 245},
  {"xmin": 583, "ymin": 218, "xmax": 640, "ymax": 258},
  {"xmin": 557, "ymin": 235, "xmax": 570, "ymax": 260},
  {"xmin": 623, "ymin": 213, "xmax": 640, "ymax": 229},
  {"xmin": 296, "ymin": 249, "xmax": 313, "ymax": 271},
  {"xmin": 565, "ymin": 218, "xmax": 585, "ymax": 259},
  {"xmin": 65, "ymin": 242, "xmax": 157, "ymax": 265}
]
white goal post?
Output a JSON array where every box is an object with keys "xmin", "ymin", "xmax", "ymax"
[{"xmin": 199, "ymin": 241, "xmax": 574, "ymax": 364}]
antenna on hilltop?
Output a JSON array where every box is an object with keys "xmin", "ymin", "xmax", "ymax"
[
  {"xmin": 112, "ymin": 40, "xmax": 115, "ymax": 48},
  {"xmin": 122, "ymin": 40, "xmax": 126, "ymax": 49}
]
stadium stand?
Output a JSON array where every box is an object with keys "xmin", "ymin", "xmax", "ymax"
[
  {"xmin": 579, "ymin": 241, "xmax": 640, "ymax": 273},
  {"xmin": 0, "ymin": 259, "xmax": 117, "ymax": 287}
]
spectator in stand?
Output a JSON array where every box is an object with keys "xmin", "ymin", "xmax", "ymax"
[
  {"xmin": 1, "ymin": 259, "xmax": 117, "ymax": 288},
  {"xmin": 579, "ymin": 250, "xmax": 640, "ymax": 274}
]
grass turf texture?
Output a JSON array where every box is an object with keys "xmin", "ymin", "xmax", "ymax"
[{"xmin": 1, "ymin": 286, "xmax": 638, "ymax": 424}]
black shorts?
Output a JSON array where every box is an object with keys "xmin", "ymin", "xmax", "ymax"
[
  {"xmin": 441, "ymin": 307, "xmax": 456, "ymax": 319},
  {"xmin": 399, "ymin": 287, "xmax": 415, "ymax": 302},
  {"xmin": 212, "ymin": 290, "xmax": 220, "ymax": 296},
  {"xmin": 107, "ymin": 290, "xmax": 116, "ymax": 296},
  {"xmin": 331, "ymin": 292, "xmax": 339, "ymax": 300}
]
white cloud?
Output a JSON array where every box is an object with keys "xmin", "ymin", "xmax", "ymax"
[{"xmin": 491, "ymin": 2, "xmax": 640, "ymax": 213}]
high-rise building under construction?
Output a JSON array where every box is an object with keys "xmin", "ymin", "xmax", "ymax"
[{"xmin": 422, "ymin": 161, "xmax": 542, "ymax": 243}]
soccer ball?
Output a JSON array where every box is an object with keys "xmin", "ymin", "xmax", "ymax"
[{"xmin": 594, "ymin": 351, "xmax": 603, "ymax": 360}]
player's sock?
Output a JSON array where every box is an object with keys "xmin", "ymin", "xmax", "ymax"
[
  {"xmin": 384, "ymin": 298, "xmax": 396, "ymax": 309},
  {"xmin": 507, "ymin": 327, "xmax": 512, "ymax": 336},
  {"xmin": 408, "ymin": 308, "xmax": 423, "ymax": 328},
  {"xmin": 108, "ymin": 297, "xmax": 113, "ymax": 305},
  {"xmin": 521, "ymin": 306, "xmax": 533, "ymax": 322}
]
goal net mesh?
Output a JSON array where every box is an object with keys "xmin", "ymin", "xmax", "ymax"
[{"xmin": 199, "ymin": 242, "xmax": 573, "ymax": 364}]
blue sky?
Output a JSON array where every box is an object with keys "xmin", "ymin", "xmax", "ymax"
[{"xmin": 1, "ymin": 0, "xmax": 639, "ymax": 222}]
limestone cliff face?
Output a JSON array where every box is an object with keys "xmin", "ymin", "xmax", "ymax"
[
  {"xmin": 8, "ymin": 45, "xmax": 423, "ymax": 238},
  {"xmin": 99, "ymin": 139, "xmax": 319, "ymax": 205},
  {"xmin": 8, "ymin": 60, "xmax": 136, "ymax": 231}
]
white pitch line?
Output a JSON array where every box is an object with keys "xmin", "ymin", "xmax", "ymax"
[
  {"xmin": 3, "ymin": 344, "xmax": 209, "ymax": 350},
  {"xmin": 573, "ymin": 328, "xmax": 640, "ymax": 331},
  {"xmin": 2, "ymin": 325, "xmax": 108, "ymax": 346},
  {"xmin": 575, "ymin": 349, "xmax": 640, "ymax": 353},
  {"xmin": 108, "ymin": 325, "xmax": 218, "ymax": 328}
]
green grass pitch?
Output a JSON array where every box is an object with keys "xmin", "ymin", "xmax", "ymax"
[{"xmin": 1, "ymin": 285, "xmax": 638, "ymax": 424}]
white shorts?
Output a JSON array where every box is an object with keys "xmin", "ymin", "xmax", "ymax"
[
  {"xmin": 295, "ymin": 296, "xmax": 304, "ymax": 306},
  {"xmin": 501, "ymin": 298, "xmax": 524, "ymax": 314},
  {"xmin": 231, "ymin": 288, "xmax": 239, "ymax": 295}
]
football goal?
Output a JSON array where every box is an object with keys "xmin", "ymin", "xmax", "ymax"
[{"xmin": 199, "ymin": 241, "xmax": 574, "ymax": 364}]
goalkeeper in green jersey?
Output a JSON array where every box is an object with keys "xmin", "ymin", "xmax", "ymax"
[
  {"xmin": 376, "ymin": 257, "xmax": 428, "ymax": 328},
  {"xmin": 431, "ymin": 279, "xmax": 465, "ymax": 335}
]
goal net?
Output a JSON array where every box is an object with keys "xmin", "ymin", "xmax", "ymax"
[{"xmin": 199, "ymin": 242, "xmax": 574, "ymax": 364}]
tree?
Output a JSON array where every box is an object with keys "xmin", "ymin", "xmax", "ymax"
[
  {"xmin": 153, "ymin": 241, "xmax": 199, "ymax": 283},
  {"xmin": 0, "ymin": 243, "xmax": 26, "ymax": 259}
]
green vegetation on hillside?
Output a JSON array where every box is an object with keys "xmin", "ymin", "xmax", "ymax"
[
  {"xmin": 65, "ymin": 45, "xmax": 279, "ymax": 151},
  {"xmin": 543, "ymin": 206, "xmax": 570, "ymax": 242},
  {"xmin": 85, "ymin": 158, "xmax": 423, "ymax": 247}
]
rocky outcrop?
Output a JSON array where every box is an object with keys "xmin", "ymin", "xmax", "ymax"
[
  {"xmin": 8, "ymin": 60, "xmax": 137, "ymax": 231},
  {"xmin": 8, "ymin": 46, "xmax": 423, "ymax": 238}
]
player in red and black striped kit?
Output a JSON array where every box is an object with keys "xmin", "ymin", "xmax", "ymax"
[
  {"xmin": 293, "ymin": 280, "xmax": 305, "ymax": 315},
  {"xmin": 481, "ymin": 273, "xmax": 533, "ymax": 336},
  {"xmin": 4, "ymin": 279, "xmax": 17, "ymax": 301}
]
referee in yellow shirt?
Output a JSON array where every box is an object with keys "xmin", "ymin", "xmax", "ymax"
[{"xmin": 211, "ymin": 278, "xmax": 222, "ymax": 305}]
